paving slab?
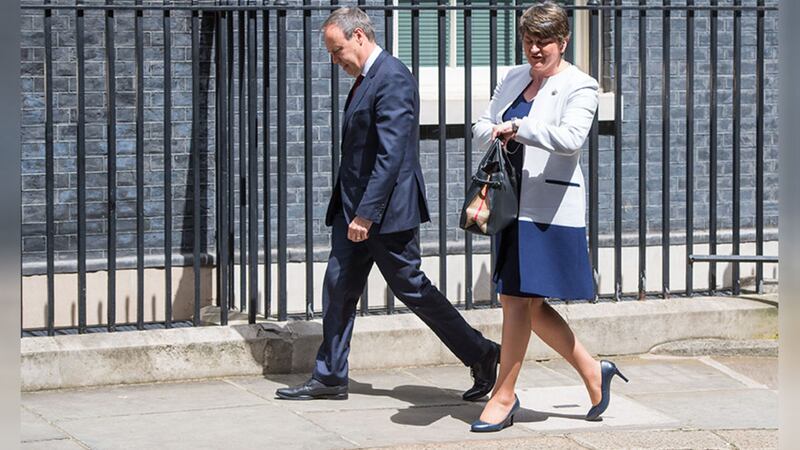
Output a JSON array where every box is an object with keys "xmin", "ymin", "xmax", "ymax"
[
  {"xmin": 56, "ymin": 404, "xmax": 353, "ymax": 450},
  {"xmin": 540, "ymin": 355, "xmax": 750, "ymax": 397},
  {"xmin": 650, "ymin": 338, "xmax": 778, "ymax": 357},
  {"xmin": 710, "ymin": 356, "xmax": 779, "ymax": 389},
  {"xmin": 21, "ymin": 439, "xmax": 87, "ymax": 450},
  {"xmin": 226, "ymin": 372, "xmax": 312, "ymax": 399},
  {"xmin": 22, "ymin": 379, "xmax": 268, "ymax": 421},
  {"xmin": 367, "ymin": 435, "xmax": 589, "ymax": 449},
  {"xmin": 568, "ymin": 429, "xmax": 732, "ymax": 449},
  {"xmin": 513, "ymin": 385, "xmax": 677, "ymax": 432},
  {"xmin": 629, "ymin": 388, "xmax": 778, "ymax": 429},
  {"xmin": 612, "ymin": 356, "xmax": 750, "ymax": 395},
  {"xmin": 21, "ymin": 407, "xmax": 68, "ymax": 443},
  {"xmin": 302, "ymin": 404, "xmax": 534, "ymax": 448},
  {"xmin": 714, "ymin": 429, "xmax": 779, "ymax": 449}
]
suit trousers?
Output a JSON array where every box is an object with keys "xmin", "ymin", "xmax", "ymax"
[{"xmin": 312, "ymin": 214, "xmax": 494, "ymax": 386}]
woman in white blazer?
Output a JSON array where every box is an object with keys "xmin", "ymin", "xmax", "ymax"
[{"xmin": 469, "ymin": 2, "xmax": 628, "ymax": 432}]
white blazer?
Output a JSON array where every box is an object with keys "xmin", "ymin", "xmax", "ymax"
[{"xmin": 473, "ymin": 64, "xmax": 599, "ymax": 228}]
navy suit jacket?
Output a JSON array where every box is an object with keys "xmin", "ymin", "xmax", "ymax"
[{"xmin": 325, "ymin": 50, "xmax": 431, "ymax": 234}]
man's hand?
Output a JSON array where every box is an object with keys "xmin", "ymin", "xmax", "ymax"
[
  {"xmin": 348, "ymin": 216, "xmax": 373, "ymax": 242},
  {"xmin": 492, "ymin": 121, "xmax": 517, "ymax": 145}
]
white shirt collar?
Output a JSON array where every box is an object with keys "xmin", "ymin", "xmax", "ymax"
[{"xmin": 362, "ymin": 46, "xmax": 383, "ymax": 77}]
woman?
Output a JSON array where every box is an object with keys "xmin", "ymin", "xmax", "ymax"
[{"xmin": 470, "ymin": 1, "xmax": 627, "ymax": 432}]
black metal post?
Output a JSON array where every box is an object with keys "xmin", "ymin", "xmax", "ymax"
[
  {"xmin": 44, "ymin": 0, "xmax": 55, "ymax": 335},
  {"xmin": 219, "ymin": 9, "xmax": 230, "ymax": 325},
  {"xmin": 164, "ymin": 0, "xmax": 173, "ymax": 327},
  {"xmin": 191, "ymin": 0, "xmax": 202, "ymax": 326},
  {"xmin": 661, "ymin": 0, "xmax": 671, "ymax": 298},
  {"xmin": 613, "ymin": 0, "xmax": 622, "ymax": 301},
  {"xmin": 331, "ymin": 0, "xmax": 340, "ymax": 189},
  {"xmin": 239, "ymin": 5, "xmax": 247, "ymax": 312},
  {"xmin": 135, "ymin": 0, "xmax": 145, "ymax": 329},
  {"xmin": 756, "ymin": 0, "xmax": 765, "ymax": 293},
  {"xmin": 588, "ymin": 0, "xmax": 599, "ymax": 301},
  {"xmin": 709, "ymin": 0, "xmax": 718, "ymax": 293},
  {"xmin": 227, "ymin": 4, "xmax": 235, "ymax": 314},
  {"xmin": 76, "ymin": 0, "xmax": 87, "ymax": 333},
  {"xmin": 104, "ymin": 0, "xmax": 118, "ymax": 332},
  {"xmin": 248, "ymin": 3, "xmax": 259, "ymax": 323},
  {"xmin": 303, "ymin": 0, "xmax": 314, "ymax": 320},
  {"xmin": 638, "ymin": 0, "xmax": 647, "ymax": 299},
  {"xmin": 411, "ymin": 0, "xmax": 419, "ymax": 81},
  {"xmin": 275, "ymin": 0, "xmax": 288, "ymax": 321},
  {"xmin": 262, "ymin": 1, "xmax": 272, "ymax": 318},
  {"xmin": 464, "ymin": 0, "xmax": 473, "ymax": 309},
  {"xmin": 686, "ymin": 0, "xmax": 695, "ymax": 296},
  {"xmin": 514, "ymin": 0, "xmax": 522, "ymax": 65},
  {"xmin": 732, "ymin": 0, "xmax": 742, "ymax": 295},
  {"xmin": 489, "ymin": 0, "xmax": 498, "ymax": 307},
  {"xmin": 438, "ymin": 0, "xmax": 447, "ymax": 299}
]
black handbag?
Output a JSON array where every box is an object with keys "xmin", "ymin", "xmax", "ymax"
[{"xmin": 459, "ymin": 138, "xmax": 518, "ymax": 236}]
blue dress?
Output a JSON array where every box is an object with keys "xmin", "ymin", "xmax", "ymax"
[{"xmin": 494, "ymin": 89, "xmax": 595, "ymax": 300}]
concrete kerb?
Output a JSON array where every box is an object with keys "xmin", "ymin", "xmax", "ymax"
[{"xmin": 20, "ymin": 296, "xmax": 777, "ymax": 392}]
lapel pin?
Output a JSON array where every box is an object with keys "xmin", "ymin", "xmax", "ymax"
[{"xmin": 552, "ymin": 89, "xmax": 558, "ymax": 95}]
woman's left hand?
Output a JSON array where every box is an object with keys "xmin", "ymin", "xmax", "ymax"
[{"xmin": 492, "ymin": 121, "xmax": 516, "ymax": 145}]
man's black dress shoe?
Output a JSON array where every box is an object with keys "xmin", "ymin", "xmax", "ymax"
[
  {"xmin": 275, "ymin": 378, "xmax": 348, "ymax": 400},
  {"xmin": 462, "ymin": 343, "xmax": 500, "ymax": 401}
]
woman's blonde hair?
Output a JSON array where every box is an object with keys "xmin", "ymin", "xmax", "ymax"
[{"xmin": 518, "ymin": 1, "xmax": 571, "ymax": 44}]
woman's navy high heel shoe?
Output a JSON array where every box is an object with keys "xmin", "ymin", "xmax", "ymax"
[
  {"xmin": 470, "ymin": 395, "xmax": 520, "ymax": 432},
  {"xmin": 585, "ymin": 360, "xmax": 629, "ymax": 421}
]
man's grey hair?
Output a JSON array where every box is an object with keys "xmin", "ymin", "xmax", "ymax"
[{"xmin": 321, "ymin": 7, "xmax": 376, "ymax": 42}]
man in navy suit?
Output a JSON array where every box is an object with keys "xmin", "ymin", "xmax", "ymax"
[{"xmin": 276, "ymin": 7, "xmax": 500, "ymax": 401}]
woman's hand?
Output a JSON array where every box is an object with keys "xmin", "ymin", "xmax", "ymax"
[{"xmin": 491, "ymin": 121, "xmax": 517, "ymax": 145}]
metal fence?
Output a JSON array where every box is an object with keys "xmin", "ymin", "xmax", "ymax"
[{"xmin": 19, "ymin": 0, "xmax": 779, "ymax": 336}]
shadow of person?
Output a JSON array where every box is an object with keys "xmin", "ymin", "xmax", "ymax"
[
  {"xmin": 348, "ymin": 379, "xmax": 589, "ymax": 427},
  {"xmin": 348, "ymin": 378, "xmax": 481, "ymax": 426}
]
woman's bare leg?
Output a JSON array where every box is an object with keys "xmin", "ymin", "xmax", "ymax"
[
  {"xmin": 528, "ymin": 299, "xmax": 602, "ymax": 405},
  {"xmin": 478, "ymin": 294, "xmax": 532, "ymax": 423}
]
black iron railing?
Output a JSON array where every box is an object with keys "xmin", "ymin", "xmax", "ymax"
[{"xmin": 19, "ymin": 0, "xmax": 779, "ymax": 336}]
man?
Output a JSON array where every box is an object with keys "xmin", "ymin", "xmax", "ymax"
[{"xmin": 276, "ymin": 7, "xmax": 499, "ymax": 402}]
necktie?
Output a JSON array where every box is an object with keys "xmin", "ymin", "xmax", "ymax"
[{"xmin": 345, "ymin": 74, "xmax": 365, "ymax": 110}]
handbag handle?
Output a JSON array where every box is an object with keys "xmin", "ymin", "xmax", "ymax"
[
  {"xmin": 477, "ymin": 138, "xmax": 504, "ymax": 167},
  {"xmin": 494, "ymin": 138, "xmax": 517, "ymax": 184},
  {"xmin": 472, "ymin": 139, "xmax": 509, "ymax": 188}
]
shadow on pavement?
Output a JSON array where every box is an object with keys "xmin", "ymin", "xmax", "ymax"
[{"xmin": 348, "ymin": 379, "xmax": 588, "ymax": 426}]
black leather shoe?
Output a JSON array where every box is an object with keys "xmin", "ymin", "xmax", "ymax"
[
  {"xmin": 463, "ymin": 343, "xmax": 500, "ymax": 401},
  {"xmin": 275, "ymin": 378, "xmax": 348, "ymax": 401}
]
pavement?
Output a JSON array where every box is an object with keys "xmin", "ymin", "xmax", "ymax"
[{"xmin": 21, "ymin": 340, "xmax": 778, "ymax": 449}]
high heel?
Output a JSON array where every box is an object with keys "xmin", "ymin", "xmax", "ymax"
[
  {"xmin": 585, "ymin": 360, "xmax": 629, "ymax": 421},
  {"xmin": 470, "ymin": 395, "xmax": 520, "ymax": 432}
]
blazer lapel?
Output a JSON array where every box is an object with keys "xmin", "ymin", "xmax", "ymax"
[
  {"xmin": 495, "ymin": 68, "xmax": 533, "ymax": 123},
  {"xmin": 342, "ymin": 50, "xmax": 389, "ymax": 138}
]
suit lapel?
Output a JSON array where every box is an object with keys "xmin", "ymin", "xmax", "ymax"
[{"xmin": 342, "ymin": 50, "xmax": 389, "ymax": 138}]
